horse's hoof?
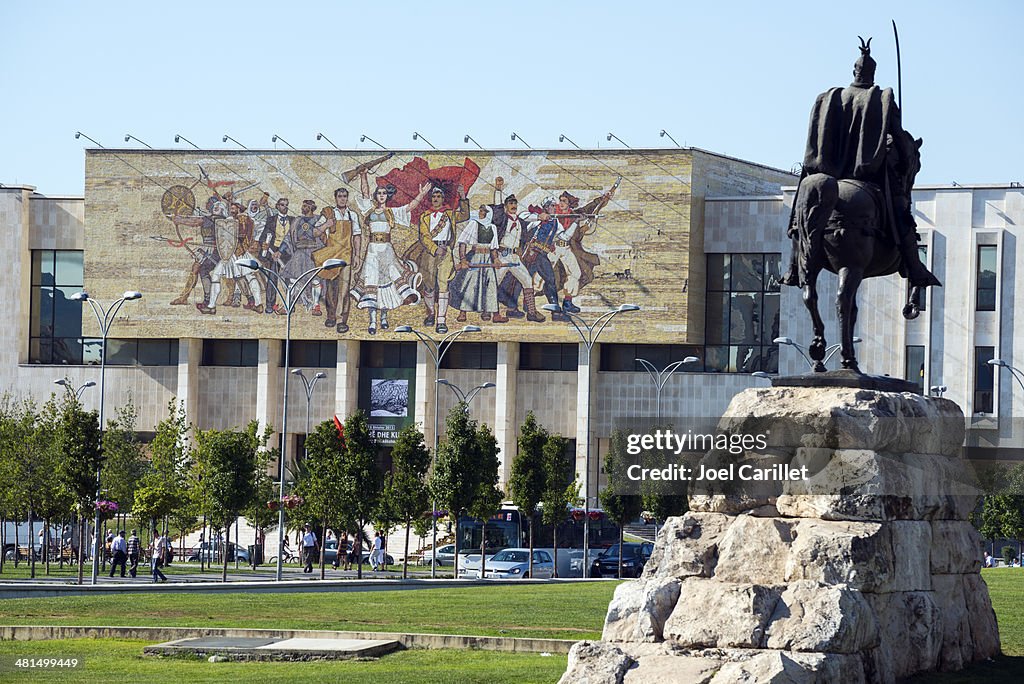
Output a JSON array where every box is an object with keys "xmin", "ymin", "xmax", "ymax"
[
  {"xmin": 813, "ymin": 362, "xmax": 827, "ymax": 373},
  {"xmin": 903, "ymin": 303, "xmax": 920, "ymax": 320},
  {"xmin": 842, "ymin": 360, "xmax": 861, "ymax": 373},
  {"xmin": 809, "ymin": 337, "xmax": 827, "ymax": 361}
]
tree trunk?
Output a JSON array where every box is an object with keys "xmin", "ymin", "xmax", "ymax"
[
  {"xmin": 14, "ymin": 520, "xmax": 20, "ymax": 569},
  {"xmin": 355, "ymin": 522, "xmax": 363, "ymax": 580},
  {"xmin": 403, "ymin": 520, "xmax": 410, "ymax": 579},
  {"xmin": 528, "ymin": 515, "xmax": 534, "ymax": 579},
  {"xmin": 28, "ymin": 508, "xmax": 36, "ymax": 579},
  {"xmin": 76, "ymin": 515, "xmax": 85, "ymax": 585},
  {"xmin": 200, "ymin": 515, "xmax": 207, "ymax": 572},
  {"xmin": 44, "ymin": 516, "xmax": 50, "ymax": 575},
  {"xmin": 0, "ymin": 516, "xmax": 5, "ymax": 574},
  {"xmin": 453, "ymin": 518, "xmax": 460, "ymax": 579},
  {"xmin": 617, "ymin": 524, "xmax": 624, "ymax": 579},
  {"xmin": 319, "ymin": 515, "xmax": 327, "ymax": 580},
  {"xmin": 480, "ymin": 520, "xmax": 487, "ymax": 579},
  {"xmin": 552, "ymin": 523, "xmax": 558, "ymax": 579},
  {"xmin": 222, "ymin": 519, "xmax": 230, "ymax": 583}
]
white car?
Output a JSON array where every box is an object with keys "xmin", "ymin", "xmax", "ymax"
[{"xmin": 474, "ymin": 548, "xmax": 555, "ymax": 579}]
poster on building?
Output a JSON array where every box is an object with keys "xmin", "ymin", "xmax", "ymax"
[{"xmin": 360, "ymin": 367, "xmax": 416, "ymax": 445}]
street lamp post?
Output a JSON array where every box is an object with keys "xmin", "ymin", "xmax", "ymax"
[
  {"xmin": 236, "ymin": 257, "xmax": 345, "ymax": 581},
  {"xmin": 54, "ymin": 378, "xmax": 96, "ymax": 401},
  {"xmin": 635, "ymin": 356, "xmax": 700, "ymax": 424},
  {"xmin": 988, "ymin": 359, "xmax": 1024, "ymax": 394},
  {"xmin": 774, "ymin": 336, "xmax": 861, "ymax": 372},
  {"xmin": 291, "ymin": 369, "xmax": 327, "ymax": 458},
  {"xmin": 436, "ymin": 380, "xmax": 496, "ymax": 412},
  {"xmin": 395, "ymin": 324, "xmax": 481, "ymax": 578},
  {"xmin": 541, "ymin": 303, "xmax": 640, "ymax": 578},
  {"xmin": 70, "ymin": 290, "xmax": 143, "ymax": 585}
]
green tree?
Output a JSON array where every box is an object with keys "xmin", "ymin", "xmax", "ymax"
[
  {"xmin": 240, "ymin": 424, "xmax": 279, "ymax": 566},
  {"xmin": 508, "ymin": 412, "xmax": 548, "ymax": 578},
  {"xmin": 135, "ymin": 400, "xmax": 191, "ymax": 542},
  {"xmin": 381, "ymin": 424, "xmax": 431, "ymax": 578},
  {"xmin": 430, "ymin": 403, "xmax": 480, "ymax": 578},
  {"xmin": 467, "ymin": 424, "xmax": 504, "ymax": 578},
  {"xmin": 101, "ymin": 402, "xmax": 146, "ymax": 525},
  {"xmin": 540, "ymin": 434, "xmax": 572, "ymax": 578},
  {"xmin": 601, "ymin": 430, "xmax": 644, "ymax": 578},
  {"xmin": 336, "ymin": 411, "xmax": 382, "ymax": 579},
  {"xmin": 299, "ymin": 420, "xmax": 348, "ymax": 578},
  {"xmin": 193, "ymin": 427, "xmax": 259, "ymax": 581}
]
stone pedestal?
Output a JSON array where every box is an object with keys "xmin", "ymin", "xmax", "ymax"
[{"xmin": 560, "ymin": 387, "xmax": 1000, "ymax": 684}]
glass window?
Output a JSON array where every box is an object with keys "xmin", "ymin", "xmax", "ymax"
[
  {"xmin": 202, "ymin": 339, "xmax": 258, "ymax": 367},
  {"xmin": 519, "ymin": 343, "xmax": 578, "ymax": 371},
  {"xmin": 361, "ymin": 341, "xmax": 417, "ymax": 369},
  {"xmin": 976, "ymin": 245, "xmax": 997, "ymax": 312},
  {"xmin": 706, "ymin": 254, "xmax": 729, "ymax": 292},
  {"xmin": 440, "ymin": 342, "xmax": 498, "ymax": 370},
  {"xmin": 705, "ymin": 253, "xmax": 779, "ymax": 373},
  {"xmin": 286, "ymin": 341, "xmax": 337, "ymax": 368},
  {"xmin": 905, "ymin": 345, "xmax": 925, "ymax": 393},
  {"xmin": 731, "ymin": 254, "xmax": 763, "ymax": 291},
  {"xmin": 974, "ymin": 346, "xmax": 994, "ymax": 414},
  {"xmin": 29, "ymin": 250, "xmax": 84, "ymax": 364}
]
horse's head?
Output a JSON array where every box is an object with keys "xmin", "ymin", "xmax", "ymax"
[{"xmin": 896, "ymin": 132, "xmax": 923, "ymax": 188}]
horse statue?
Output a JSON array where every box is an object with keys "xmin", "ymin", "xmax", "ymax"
[{"xmin": 783, "ymin": 39, "xmax": 940, "ymax": 375}]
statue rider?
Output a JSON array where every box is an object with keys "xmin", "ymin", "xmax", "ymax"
[{"xmin": 782, "ymin": 38, "xmax": 940, "ymax": 289}]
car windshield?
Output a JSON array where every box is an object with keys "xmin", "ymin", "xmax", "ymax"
[
  {"xmin": 491, "ymin": 550, "xmax": 528, "ymax": 563},
  {"xmin": 601, "ymin": 544, "xmax": 639, "ymax": 557}
]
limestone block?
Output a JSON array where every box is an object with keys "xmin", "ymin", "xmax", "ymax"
[
  {"xmin": 623, "ymin": 652, "xmax": 720, "ymax": 684},
  {"xmin": 866, "ymin": 591, "xmax": 941, "ymax": 679},
  {"xmin": 558, "ymin": 641, "xmax": 635, "ymax": 684},
  {"xmin": 902, "ymin": 453, "xmax": 982, "ymax": 520},
  {"xmin": 715, "ymin": 515, "xmax": 794, "ymax": 584},
  {"xmin": 664, "ymin": 579, "xmax": 781, "ymax": 648},
  {"xmin": 764, "ymin": 580, "xmax": 879, "ymax": 653},
  {"xmin": 931, "ymin": 574, "xmax": 971, "ymax": 671},
  {"xmin": 708, "ymin": 650, "xmax": 867, "ymax": 684},
  {"xmin": 962, "ymin": 573, "xmax": 1001, "ymax": 661},
  {"xmin": 602, "ymin": 576, "xmax": 681, "ymax": 643},
  {"xmin": 718, "ymin": 388, "xmax": 964, "ymax": 457},
  {"xmin": 642, "ymin": 513, "xmax": 732, "ymax": 580},
  {"xmin": 884, "ymin": 521, "xmax": 932, "ymax": 592},
  {"xmin": 930, "ymin": 520, "xmax": 982, "ymax": 575},
  {"xmin": 777, "ymin": 448, "xmax": 913, "ymax": 521},
  {"xmin": 785, "ymin": 519, "xmax": 893, "ymax": 592}
]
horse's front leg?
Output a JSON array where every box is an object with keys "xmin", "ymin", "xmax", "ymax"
[
  {"xmin": 802, "ymin": 266, "xmax": 827, "ymax": 373},
  {"xmin": 836, "ymin": 266, "xmax": 865, "ymax": 372},
  {"xmin": 903, "ymin": 286, "xmax": 922, "ymax": 320}
]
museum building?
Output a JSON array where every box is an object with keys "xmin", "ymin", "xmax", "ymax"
[{"xmin": 0, "ymin": 145, "xmax": 1020, "ymax": 505}]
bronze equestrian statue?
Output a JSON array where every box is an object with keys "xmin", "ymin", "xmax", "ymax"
[{"xmin": 782, "ymin": 37, "xmax": 941, "ymax": 373}]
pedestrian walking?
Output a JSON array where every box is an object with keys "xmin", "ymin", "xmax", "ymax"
[
  {"xmin": 302, "ymin": 523, "xmax": 318, "ymax": 573},
  {"xmin": 108, "ymin": 530, "xmax": 128, "ymax": 577},
  {"xmin": 333, "ymin": 531, "xmax": 348, "ymax": 570},
  {"xmin": 350, "ymin": 535, "xmax": 361, "ymax": 571},
  {"xmin": 126, "ymin": 530, "xmax": 141, "ymax": 578},
  {"xmin": 150, "ymin": 531, "xmax": 168, "ymax": 583},
  {"xmin": 370, "ymin": 530, "xmax": 384, "ymax": 571}
]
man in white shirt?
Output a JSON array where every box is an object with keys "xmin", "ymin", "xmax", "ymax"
[
  {"xmin": 370, "ymin": 531, "xmax": 384, "ymax": 571},
  {"xmin": 108, "ymin": 530, "xmax": 128, "ymax": 578},
  {"xmin": 302, "ymin": 524, "xmax": 318, "ymax": 573}
]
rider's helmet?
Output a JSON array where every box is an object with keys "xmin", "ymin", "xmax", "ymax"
[{"xmin": 852, "ymin": 36, "xmax": 876, "ymax": 88}]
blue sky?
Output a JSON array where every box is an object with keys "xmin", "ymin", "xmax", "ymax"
[{"xmin": 2, "ymin": 0, "xmax": 1020, "ymax": 194}]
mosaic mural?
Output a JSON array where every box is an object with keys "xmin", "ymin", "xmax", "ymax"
[{"xmin": 84, "ymin": 150, "xmax": 790, "ymax": 343}]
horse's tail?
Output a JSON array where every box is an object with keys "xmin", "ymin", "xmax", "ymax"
[{"xmin": 794, "ymin": 173, "xmax": 839, "ymax": 280}]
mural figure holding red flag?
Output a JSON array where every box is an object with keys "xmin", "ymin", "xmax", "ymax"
[{"xmin": 351, "ymin": 171, "xmax": 429, "ymax": 334}]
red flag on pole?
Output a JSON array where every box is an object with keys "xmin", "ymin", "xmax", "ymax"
[{"xmin": 333, "ymin": 415, "xmax": 345, "ymax": 445}]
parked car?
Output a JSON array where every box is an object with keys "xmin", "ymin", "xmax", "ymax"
[
  {"xmin": 186, "ymin": 541, "xmax": 249, "ymax": 564},
  {"xmin": 418, "ymin": 544, "xmax": 456, "ymax": 567},
  {"xmin": 475, "ymin": 548, "xmax": 554, "ymax": 579},
  {"xmin": 322, "ymin": 539, "xmax": 394, "ymax": 567},
  {"xmin": 457, "ymin": 551, "xmax": 497, "ymax": 577},
  {"xmin": 590, "ymin": 542, "xmax": 654, "ymax": 578}
]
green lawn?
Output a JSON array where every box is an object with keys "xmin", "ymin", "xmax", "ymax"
[
  {"xmin": 0, "ymin": 638, "xmax": 567, "ymax": 683},
  {"xmin": 0, "ymin": 582, "xmax": 616, "ymax": 640}
]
